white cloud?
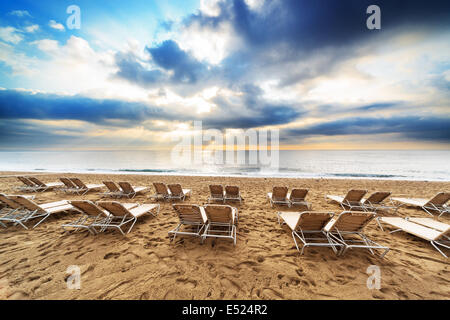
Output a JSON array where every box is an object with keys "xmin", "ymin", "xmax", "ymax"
[
  {"xmin": 9, "ymin": 10, "xmax": 31, "ymax": 18},
  {"xmin": 0, "ymin": 26, "xmax": 23, "ymax": 44},
  {"xmin": 49, "ymin": 20, "xmax": 65, "ymax": 31},
  {"xmin": 24, "ymin": 24, "xmax": 39, "ymax": 33},
  {"xmin": 32, "ymin": 39, "xmax": 59, "ymax": 52}
]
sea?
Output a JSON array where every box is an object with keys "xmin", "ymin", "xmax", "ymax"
[{"xmin": 0, "ymin": 150, "xmax": 449, "ymax": 181}]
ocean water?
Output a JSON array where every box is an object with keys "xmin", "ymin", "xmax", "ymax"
[{"xmin": 0, "ymin": 150, "xmax": 449, "ymax": 181}]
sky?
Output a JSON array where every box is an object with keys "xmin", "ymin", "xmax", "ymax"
[{"xmin": 0, "ymin": 0, "xmax": 449, "ymax": 150}]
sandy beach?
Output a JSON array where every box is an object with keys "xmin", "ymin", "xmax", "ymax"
[{"xmin": 0, "ymin": 172, "xmax": 449, "ymax": 300}]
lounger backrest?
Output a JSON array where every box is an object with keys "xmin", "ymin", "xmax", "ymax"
[
  {"xmin": 28, "ymin": 177, "xmax": 45, "ymax": 186},
  {"xmin": 427, "ymin": 192, "xmax": 450, "ymax": 206},
  {"xmin": 18, "ymin": 176, "xmax": 35, "ymax": 187},
  {"xmin": 173, "ymin": 204, "xmax": 205, "ymax": 223},
  {"xmin": 272, "ymin": 186, "xmax": 288, "ymax": 201},
  {"xmin": 60, "ymin": 177, "xmax": 77, "ymax": 188},
  {"xmin": 225, "ymin": 186, "xmax": 239, "ymax": 197},
  {"xmin": 343, "ymin": 189, "xmax": 367, "ymax": 203},
  {"xmin": 204, "ymin": 205, "xmax": 234, "ymax": 224},
  {"xmin": 118, "ymin": 182, "xmax": 134, "ymax": 194},
  {"xmin": 365, "ymin": 191, "xmax": 391, "ymax": 204},
  {"xmin": 168, "ymin": 184, "xmax": 183, "ymax": 196},
  {"xmin": 209, "ymin": 185, "xmax": 224, "ymax": 198},
  {"xmin": 290, "ymin": 188, "xmax": 308, "ymax": 201},
  {"xmin": 70, "ymin": 178, "xmax": 87, "ymax": 189},
  {"xmin": 103, "ymin": 181, "xmax": 120, "ymax": 192},
  {"xmin": 295, "ymin": 211, "xmax": 334, "ymax": 231},
  {"xmin": 70, "ymin": 200, "xmax": 106, "ymax": 216},
  {"xmin": 9, "ymin": 195, "xmax": 43, "ymax": 212},
  {"xmin": 0, "ymin": 194, "xmax": 22, "ymax": 209},
  {"xmin": 97, "ymin": 201, "xmax": 130, "ymax": 217},
  {"xmin": 328, "ymin": 211, "xmax": 376, "ymax": 232},
  {"xmin": 153, "ymin": 182, "xmax": 169, "ymax": 196}
]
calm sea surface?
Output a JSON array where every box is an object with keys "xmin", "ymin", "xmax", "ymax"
[{"xmin": 0, "ymin": 150, "xmax": 449, "ymax": 181}]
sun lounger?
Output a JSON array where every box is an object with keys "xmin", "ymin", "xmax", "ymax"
[
  {"xmin": 202, "ymin": 204, "xmax": 238, "ymax": 245},
  {"xmin": 150, "ymin": 182, "xmax": 171, "ymax": 201},
  {"xmin": 16, "ymin": 176, "xmax": 39, "ymax": 192},
  {"xmin": 208, "ymin": 185, "xmax": 225, "ymax": 203},
  {"xmin": 118, "ymin": 182, "xmax": 149, "ymax": 199},
  {"xmin": 224, "ymin": 186, "xmax": 242, "ymax": 204},
  {"xmin": 27, "ymin": 177, "xmax": 64, "ymax": 192},
  {"xmin": 326, "ymin": 189, "xmax": 368, "ymax": 210},
  {"xmin": 267, "ymin": 186, "xmax": 290, "ymax": 207},
  {"xmin": 168, "ymin": 204, "xmax": 208, "ymax": 241},
  {"xmin": 0, "ymin": 194, "xmax": 33, "ymax": 227},
  {"xmin": 289, "ymin": 188, "xmax": 311, "ymax": 209},
  {"xmin": 278, "ymin": 211, "xmax": 342, "ymax": 255},
  {"xmin": 62, "ymin": 200, "xmax": 138, "ymax": 234},
  {"xmin": 4, "ymin": 196, "xmax": 74, "ymax": 229},
  {"xmin": 58, "ymin": 177, "xmax": 79, "ymax": 194},
  {"xmin": 378, "ymin": 217, "xmax": 449, "ymax": 258},
  {"xmin": 94, "ymin": 201, "xmax": 160, "ymax": 235},
  {"xmin": 392, "ymin": 192, "xmax": 450, "ymax": 217},
  {"xmin": 362, "ymin": 191, "xmax": 397, "ymax": 213},
  {"xmin": 323, "ymin": 211, "xmax": 389, "ymax": 257},
  {"xmin": 70, "ymin": 178, "xmax": 104, "ymax": 195},
  {"xmin": 100, "ymin": 181, "xmax": 123, "ymax": 198},
  {"xmin": 167, "ymin": 184, "xmax": 191, "ymax": 201}
]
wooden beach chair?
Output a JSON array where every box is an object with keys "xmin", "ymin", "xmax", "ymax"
[
  {"xmin": 167, "ymin": 184, "xmax": 191, "ymax": 201},
  {"xmin": 94, "ymin": 201, "xmax": 160, "ymax": 235},
  {"xmin": 362, "ymin": 191, "xmax": 397, "ymax": 213},
  {"xmin": 323, "ymin": 211, "xmax": 389, "ymax": 258},
  {"xmin": 208, "ymin": 184, "xmax": 225, "ymax": 203},
  {"xmin": 267, "ymin": 186, "xmax": 290, "ymax": 207},
  {"xmin": 289, "ymin": 188, "xmax": 311, "ymax": 209},
  {"xmin": 69, "ymin": 178, "xmax": 104, "ymax": 195},
  {"xmin": 392, "ymin": 192, "xmax": 450, "ymax": 217},
  {"xmin": 4, "ymin": 196, "xmax": 74, "ymax": 229},
  {"xmin": 168, "ymin": 204, "xmax": 208, "ymax": 242},
  {"xmin": 202, "ymin": 204, "xmax": 238, "ymax": 245},
  {"xmin": 118, "ymin": 182, "xmax": 149, "ymax": 199},
  {"xmin": 278, "ymin": 211, "xmax": 341, "ymax": 255},
  {"xmin": 59, "ymin": 177, "xmax": 79, "ymax": 194},
  {"xmin": 150, "ymin": 182, "xmax": 171, "ymax": 201},
  {"xmin": 27, "ymin": 177, "xmax": 64, "ymax": 192},
  {"xmin": 224, "ymin": 186, "xmax": 242, "ymax": 204},
  {"xmin": 0, "ymin": 194, "xmax": 32, "ymax": 227},
  {"xmin": 378, "ymin": 217, "xmax": 449, "ymax": 258},
  {"xmin": 326, "ymin": 189, "xmax": 368, "ymax": 210}
]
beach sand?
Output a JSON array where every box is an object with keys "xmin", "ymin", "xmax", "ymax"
[{"xmin": 0, "ymin": 172, "xmax": 449, "ymax": 300}]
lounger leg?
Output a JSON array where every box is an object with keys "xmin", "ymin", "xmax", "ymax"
[
  {"xmin": 376, "ymin": 217, "xmax": 384, "ymax": 231},
  {"xmin": 33, "ymin": 213, "xmax": 51, "ymax": 228},
  {"xmin": 127, "ymin": 217, "xmax": 138, "ymax": 234},
  {"xmin": 431, "ymin": 241, "xmax": 448, "ymax": 258}
]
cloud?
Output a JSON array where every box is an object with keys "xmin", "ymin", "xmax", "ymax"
[
  {"xmin": 49, "ymin": 20, "xmax": 65, "ymax": 31},
  {"xmin": 0, "ymin": 27, "xmax": 23, "ymax": 44},
  {"xmin": 9, "ymin": 10, "xmax": 31, "ymax": 18},
  {"xmin": 283, "ymin": 116, "xmax": 450, "ymax": 143},
  {"xmin": 24, "ymin": 24, "xmax": 39, "ymax": 33}
]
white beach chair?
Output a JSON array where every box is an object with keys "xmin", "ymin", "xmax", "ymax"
[
  {"xmin": 326, "ymin": 189, "xmax": 368, "ymax": 210},
  {"xmin": 94, "ymin": 201, "xmax": 160, "ymax": 235},
  {"xmin": 167, "ymin": 184, "xmax": 191, "ymax": 201},
  {"xmin": 323, "ymin": 211, "xmax": 389, "ymax": 258},
  {"xmin": 289, "ymin": 188, "xmax": 312, "ymax": 209},
  {"xmin": 267, "ymin": 186, "xmax": 290, "ymax": 207},
  {"xmin": 362, "ymin": 191, "xmax": 398, "ymax": 213},
  {"xmin": 202, "ymin": 204, "xmax": 238, "ymax": 246},
  {"xmin": 208, "ymin": 184, "xmax": 225, "ymax": 203},
  {"xmin": 224, "ymin": 186, "xmax": 242, "ymax": 204},
  {"xmin": 169, "ymin": 204, "xmax": 208, "ymax": 242},
  {"xmin": 378, "ymin": 217, "xmax": 449, "ymax": 258},
  {"xmin": 150, "ymin": 182, "xmax": 171, "ymax": 201},
  {"xmin": 4, "ymin": 196, "xmax": 74, "ymax": 229},
  {"xmin": 70, "ymin": 178, "xmax": 104, "ymax": 195},
  {"xmin": 278, "ymin": 211, "xmax": 341, "ymax": 255},
  {"xmin": 118, "ymin": 181, "xmax": 149, "ymax": 199},
  {"xmin": 27, "ymin": 177, "xmax": 64, "ymax": 192},
  {"xmin": 392, "ymin": 192, "xmax": 450, "ymax": 217}
]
